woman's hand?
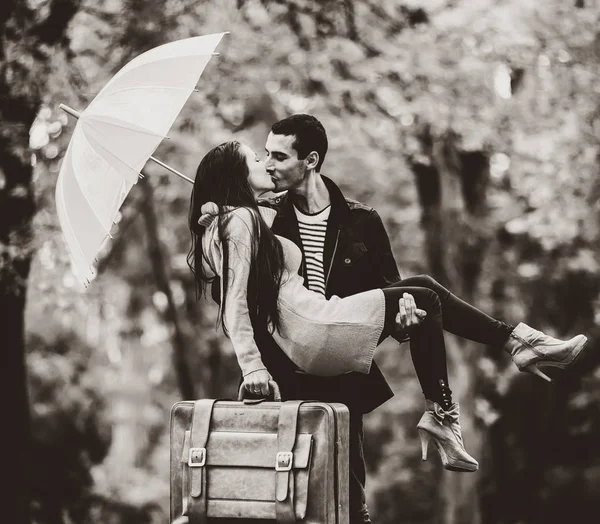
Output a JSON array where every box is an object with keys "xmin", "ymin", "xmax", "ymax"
[
  {"xmin": 243, "ymin": 368, "xmax": 273, "ymax": 397},
  {"xmin": 396, "ymin": 292, "xmax": 427, "ymax": 332}
]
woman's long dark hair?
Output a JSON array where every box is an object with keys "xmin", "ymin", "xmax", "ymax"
[{"xmin": 187, "ymin": 141, "xmax": 284, "ymax": 334}]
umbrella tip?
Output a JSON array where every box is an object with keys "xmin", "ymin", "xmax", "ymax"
[{"xmin": 60, "ymin": 104, "xmax": 81, "ymax": 119}]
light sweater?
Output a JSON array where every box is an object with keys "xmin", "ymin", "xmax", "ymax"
[{"xmin": 199, "ymin": 203, "xmax": 386, "ymax": 378}]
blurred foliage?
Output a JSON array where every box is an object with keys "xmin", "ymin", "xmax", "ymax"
[
  {"xmin": 3, "ymin": 0, "xmax": 598, "ymax": 522},
  {"xmin": 27, "ymin": 331, "xmax": 111, "ymax": 523}
]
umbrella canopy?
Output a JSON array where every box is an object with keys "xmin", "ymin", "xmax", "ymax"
[{"xmin": 56, "ymin": 32, "xmax": 226, "ymax": 286}]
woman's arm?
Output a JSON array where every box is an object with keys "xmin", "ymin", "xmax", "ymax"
[{"xmin": 217, "ymin": 208, "xmax": 269, "ymax": 379}]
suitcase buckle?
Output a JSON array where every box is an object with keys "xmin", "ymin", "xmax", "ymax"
[
  {"xmin": 188, "ymin": 447, "xmax": 206, "ymax": 467},
  {"xmin": 275, "ymin": 451, "xmax": 293, "ymax": 472}
]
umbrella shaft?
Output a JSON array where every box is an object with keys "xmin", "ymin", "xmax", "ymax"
[{"xmin": 149, "ymin": 156, "xmax": 194, "ymax": 184}]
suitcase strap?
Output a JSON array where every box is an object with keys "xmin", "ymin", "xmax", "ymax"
[
  {"xmin": 187, "ymin": 399, "xmax": 216, "ymax": 524},
  {"xmin": 276, "ymin": 400, "xmax": 304, "ymax": 523},
  {"xmin": 185, "ymin": 399, "xmax": 304, "ymax": 524}
]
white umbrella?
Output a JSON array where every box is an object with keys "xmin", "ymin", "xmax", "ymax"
[{"xmin": 56, "ymin": 32, "xmax": 227, "ymax": 286}]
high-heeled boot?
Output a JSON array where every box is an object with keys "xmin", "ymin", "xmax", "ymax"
[
  {"xmin": 503, "ymin": 322, "xmax": 588, "ymax": 382},
  {"xmin": 416, "ymin": 396, "xmax": 479, "ymax": 473}
]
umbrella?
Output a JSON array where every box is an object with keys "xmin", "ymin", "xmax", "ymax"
[{"xmin": 56, "ymin": 32, "xmax": 227, "ymax": 287}]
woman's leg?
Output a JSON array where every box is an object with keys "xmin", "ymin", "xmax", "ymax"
[
  {"xmin": 392, "ymin": 275, "xmax": 514, "ymax": 348},
  {"xmin": 381, "ymin": 285, "xmax": 479, "ymax": 472},
  {"xmin": 381, "ymin": 286, "xmax": 451, "ymax": 408},
  {"xmin": 387, "ymin": 275, "xmax": 589, "ymax": 382}
]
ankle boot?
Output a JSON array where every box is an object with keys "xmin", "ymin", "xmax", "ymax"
[
  {"xmin": 503, "ymin": 322, "xmax": 588, "ymax": 382},
  {"xmin": 417, "ymin": 399, "xmax": 479, "ymax": 473}
]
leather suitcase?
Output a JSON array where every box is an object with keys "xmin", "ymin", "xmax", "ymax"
[{"xmin": 170, "ymin": 383, "xmax": 349, "ymax": 524}]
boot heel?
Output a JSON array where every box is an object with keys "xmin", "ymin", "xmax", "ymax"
[
  {"xmin": 524, "ymin": 363, "xmax": 552, "ymax": 383},
  {"xmin": 418, "ymin": 429, "xmax": 430, "ymax": 461}
]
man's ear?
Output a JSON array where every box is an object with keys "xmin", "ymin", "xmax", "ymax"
[{"xmin": 305, "ymin": 151, "xmax": 319, "ymax": 170}]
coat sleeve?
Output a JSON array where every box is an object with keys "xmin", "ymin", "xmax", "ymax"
[
  {"xmin": 215, "ymin": 208, "xmax": 267, "ymax": 377},
  {"xmin": 365, "ymin": 209, "xmax": 401, "ymax": 288}
]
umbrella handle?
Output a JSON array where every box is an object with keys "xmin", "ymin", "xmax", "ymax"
[{"xmin": 59, "ymin": 104, "xmax": 194, "ymax": 185}]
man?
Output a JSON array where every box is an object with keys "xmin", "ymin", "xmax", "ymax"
[{"xmin": 255, "ymin": 114, "xmax": 404, "ymax": 524}]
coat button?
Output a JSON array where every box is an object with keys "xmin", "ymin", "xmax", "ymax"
[{"xmin": 344, "ymin": 258, "xmax": 351, "ymax": 264}]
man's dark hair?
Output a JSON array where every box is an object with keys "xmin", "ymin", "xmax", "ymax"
[{"xmin": 271, "ymin": 114, "xmax": 328, "ymax": 171}]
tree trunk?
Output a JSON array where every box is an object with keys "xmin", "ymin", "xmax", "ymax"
[
  {"xmin": 138, "ymin": 176, "xmax": 196, "ymax": 400},
  {"xmin": 1, "ymin": 3, "xmax": 82, "ymax": 520},
  {"xmin": 412, "ymin": 128, "xmax": 492, "ymax": 524},
  {"xmin": 1, "ymin": 45, "xmax": 36, "ymax": 524},
  {"xmin": 0, "ymin": 274, "xmax": 32, "ymax": 524}
]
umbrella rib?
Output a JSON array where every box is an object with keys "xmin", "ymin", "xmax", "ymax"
[
  {"xmin": 56, "ymin": 174, "xmax": 102, "ymax": 286},
  {"xmin": 81, "ymin": 120, "xmax": 144, "ymax": 180},
  {"xmin": 62, "ymin": 105, "xmax": 192, "ymax": 183},
  {"xmin": 101, "ymin": 51, "xmax": 219, "ymax": 89},
  {"xmin": 83, "ymin": 115, "xmax": 170, "ymax": 140},
  {"xmin": 99, "ymin": 85, "xmax": 200, "ymax": 97},
  {"xmin": 82, "ymin": 120, "xmax": 192, "ymax": 184}
]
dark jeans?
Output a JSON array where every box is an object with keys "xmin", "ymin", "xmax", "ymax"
[
  {"xmin": 379, "ymin": 275, "xmax": 514, "ymax": 403},
  {"xmin": 345, "ymin": 275, "xmax": 513, "ymax": 522}
]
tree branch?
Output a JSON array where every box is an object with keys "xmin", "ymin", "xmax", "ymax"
[{"xmin": 138, "ymin": 176, "xmax": 195, "ymax": 400}]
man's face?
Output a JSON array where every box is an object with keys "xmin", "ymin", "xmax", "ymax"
[{"xmin": 264, "ymin": 132, "xmax": 308, "ymax": 192}]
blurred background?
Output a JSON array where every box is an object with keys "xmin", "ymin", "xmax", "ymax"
[{"xmin": 2, "ymin": 0, "xmax": 600, "ymax": 523}]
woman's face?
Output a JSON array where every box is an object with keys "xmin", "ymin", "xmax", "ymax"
[{"xmin": 240, "ymin": 144, "xmax": 276, "ymax": 198}]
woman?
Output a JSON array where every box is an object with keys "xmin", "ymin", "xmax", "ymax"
[{"xmin": 187, "ymin": 141, "xmax": 588, "ymax": 473}]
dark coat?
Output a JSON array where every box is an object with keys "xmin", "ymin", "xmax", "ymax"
[{"xmin": 254, "ymin": 175, "xmax": 400, "ymax": 414}]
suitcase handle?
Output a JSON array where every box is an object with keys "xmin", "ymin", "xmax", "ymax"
[{"xmin": 238, "ymin": 380, "xmax": 281, "ymax": 403}]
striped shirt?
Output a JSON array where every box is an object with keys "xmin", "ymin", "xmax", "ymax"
[{"xmin": 294, "ymin": 205, "xmax": 331, "ymax": 296}]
